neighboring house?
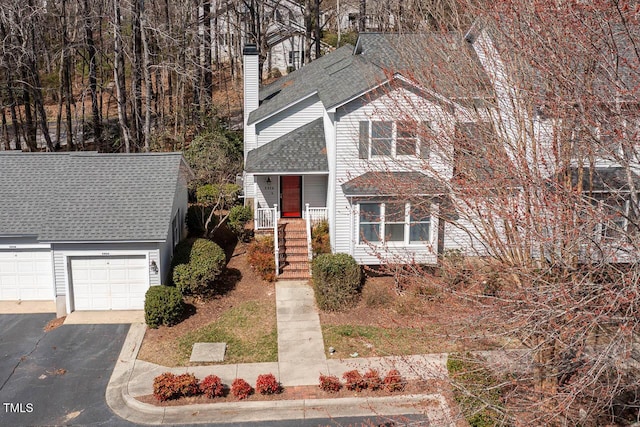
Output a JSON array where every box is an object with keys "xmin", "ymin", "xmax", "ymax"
[
  {"xmin": 242, "ymin": 32, "xmax": 495, "ymax": 277},
  {"xmin": 0, "ymin": 152, "xmax": 191, "ymax": 316},
  {"xmin": 214, "ymin": 0, "xmax": 326, "ymax": 76}
]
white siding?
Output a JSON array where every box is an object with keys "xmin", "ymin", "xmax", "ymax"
[
  {"xmin": 255, "ymin": 94, "xmax": 324, "ymax": 145},
  {"xmin": 255, "ymin": 175, "xmax": 279, "ymax": 209},
  {"xmin": 303, "ymin": 175, "xmax": 328, "ymax": 209},
  {"xmin": 333, "ymin": 87, "xmax": 455, "ymax": 265}
]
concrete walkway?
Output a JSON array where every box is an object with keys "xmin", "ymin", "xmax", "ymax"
[
  {"xmin": 276, "ymin": 280, "xmax": 328, "ymax": 385},
  {"xmin": 104, "ymin": 280, "xmax": 454, "ymax": 424}
]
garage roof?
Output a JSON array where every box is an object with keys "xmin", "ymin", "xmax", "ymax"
[{"xmin": 0, "ymin": 152, "xmax": 190, "ymax": 242}]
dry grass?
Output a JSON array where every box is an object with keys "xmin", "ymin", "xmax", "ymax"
[{"xmin": 320, "ymin": 275, "xmax": 509, "ymax": 359}]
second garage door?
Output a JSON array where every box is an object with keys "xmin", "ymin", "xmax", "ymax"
[
  {"xmin": 70, "ymin": 256, "xmax": 148, "ymax": 311},
  {"xmin": 0, "ymin": 250, "xmax": 54, "ymax": 301}
]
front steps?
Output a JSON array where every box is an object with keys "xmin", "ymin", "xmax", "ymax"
[{"xmin": 278, "ymin": 219, "xmax": 310, "ymax": 280}]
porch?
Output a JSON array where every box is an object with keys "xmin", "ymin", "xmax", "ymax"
[{"xmin": 255, "ymin": 203, "xmax": 328, "ymax": 280}]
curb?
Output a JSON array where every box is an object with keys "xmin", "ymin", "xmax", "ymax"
[{"xmin": 105, "ymin": 324, "xmax": 455, "ymax": 425}]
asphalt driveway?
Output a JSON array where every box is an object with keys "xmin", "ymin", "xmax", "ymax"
[{"xmin": 0, "ymin": 314, "xmax": 133, "ymax": 426}]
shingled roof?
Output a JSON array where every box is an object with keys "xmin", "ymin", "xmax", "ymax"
[
  {"xmin": 248, "ymin": 33, "xmax": 492, "ymax": 125},
  {"xmin": 342, "ymin": 171, "xmax": 446, "ymax": 197},
  {"xmin": 245, "ymin": 118, "xmax": 328, "ymax": 173},
  {"xmin": 0, "ymin": 152, "xmax": 189, "ymax": 242}
]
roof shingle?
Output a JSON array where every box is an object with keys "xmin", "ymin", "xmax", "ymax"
[
  {"xmin": 245, "ymin": 118, "xmax": 328, "ymax": 173},
  {"xmin": 0, "ymin": 152, "xmax": 187, "ymax": 242}
]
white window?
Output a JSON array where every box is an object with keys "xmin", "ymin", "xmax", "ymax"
[
  {"xmin": 358, "ymin": 202, "xmax": 431, "ymax": 245},
  {"xmin": 591, "ymin": 195, "xmax": 632, "ymax": 240},
  {"xmin": 359, "ymin": 121, "xmax": 430, "ymax": 159}
]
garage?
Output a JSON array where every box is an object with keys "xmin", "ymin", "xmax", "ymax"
[
  {"xmin": 70, "ymin": 256, "xmax": 149, "ymax": 311},
  {"xmin": 0, "ymin": 250, "xmax": 54, "ymax": 301}
]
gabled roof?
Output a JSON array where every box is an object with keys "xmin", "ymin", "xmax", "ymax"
[
  {"xmin": 248, "ymin": 32, "xmax": 492, "ymax": 125},
  {"xmin": 0, "ymin": 152, "xmax": 190, "ymax": 242},
  {"xmin": 342, "ymin": 171, "xmax": 446, "ymax": 197},
  {"xmin": 245, "ymin": 118, "xmax": 328, "ymax": 173}
]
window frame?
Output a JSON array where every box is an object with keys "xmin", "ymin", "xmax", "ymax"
[
  {"xmin": 361, "ymin": 120, "xmax": 430, "ymax": 159},
  {"xmin": 357, "ymin": 201, "xmax": 432, "ymax": 245}
]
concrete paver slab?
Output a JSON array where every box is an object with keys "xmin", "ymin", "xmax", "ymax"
[
  {"xmin": 190, "ymin": 342, "xmax": 226, "ymax": 363},
  {"xmin": 278, "ymin": 360, "xmax": 328, "ymax": 386},
  {"xmin": 0, "ymin": 300, "xmax": 55, "ymax": 314},
  {"xmin": 64, "ymin": 310, "xmax": 144, "ymax": 324},
  {"xmin": 235, "ymin": 361, "xmax": 281, "ymax": 385},
  {"xmin": 186, "ymin": 364, "xmax": 238, "ymax": 385}
]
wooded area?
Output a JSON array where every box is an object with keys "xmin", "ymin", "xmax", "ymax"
[{"xmin": 0, "ymin": 0, "xmax": 463, "ymax": 153}]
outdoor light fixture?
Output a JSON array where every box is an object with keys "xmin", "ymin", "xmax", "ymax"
[
  {"xmin": 150, "ymin": 260, "xmax": 158, "ymax": 274},
  {"xmin": 266, "ymin": 177, "xmax": 272, "ymax": 184}
]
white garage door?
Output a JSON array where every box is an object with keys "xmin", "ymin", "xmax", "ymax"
[
  {"xmin": 0, "ymin": 250, "xmax": 54, "ymax": 301},
  {"xmin": 70, "ymin": 256, "xmax": 148, "ymax": 311}
]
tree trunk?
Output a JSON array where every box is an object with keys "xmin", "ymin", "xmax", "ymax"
[
  {"xmin": 132, "ymin": 0, "xmax": 144, "ymax": 148},
  {"xmin": 140, "ymin": 14, "xmax": 152, "ymax": 152},
  {"xmin": 114, "ymin": 0, "xmax": 132, "ymax": 152},
  {"xmin": 84, "ymin": 0, "xmax": 102, "ymax": 148}
]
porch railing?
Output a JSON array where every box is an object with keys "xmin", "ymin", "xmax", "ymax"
[
  {"xmin": 256, "ymin": 207, "xmax": 276, "ymax": 229},
  {"xmin": 305, "ymin": 204, "xmax": 329, "ymax": 262}
]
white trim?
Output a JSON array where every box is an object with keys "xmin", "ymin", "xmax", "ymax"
[
  {"xmin": 251, "ymin": 171, "xmax": 329, "ymax": 176},
  {"xmin": 248, "ymin": 90, "xmax": 319, "ymax": 126},
  {"xmin": 0, "ymin": 243, "xmax": 51, "ymax": 250}
]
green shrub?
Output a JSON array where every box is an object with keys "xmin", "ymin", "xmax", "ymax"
[
  {"xmin": 312, "ymin": 253, "xmax": 361, "ymax": 311},
  {"xmin": 145, "ymin": 286, "xmax": 185, "ymax": 328},
  {"xmin": 228, "ymin": 205, "xmax": 253, "ymax": 239},
  {"xmin": 311, "ymin": 220, "xmax": 331, "ymax": 257},
  {"xmin": 172, "ymin": 238, "xmax": 226, "ymax": 295},
  {"xmin": 247, "ymin": 236, "xmax": 276, "ymax": 282}
]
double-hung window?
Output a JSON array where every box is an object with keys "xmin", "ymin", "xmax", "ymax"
[
  {"xmin": 358, "ymin": 202, "xmax": 431, "ymax": 244},
  {"xmin": 359, "ymin": 121, "xmax": 430, "ymax": 159}
]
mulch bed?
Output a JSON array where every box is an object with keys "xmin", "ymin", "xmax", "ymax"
[{"xmin": 136, "ymin": 379, "xmax": 441, "ymax": 407}]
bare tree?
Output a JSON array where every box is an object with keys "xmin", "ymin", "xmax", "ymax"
[{"xmin": 350, "ymin": 2, "xmax": 640, "ymax": 424}]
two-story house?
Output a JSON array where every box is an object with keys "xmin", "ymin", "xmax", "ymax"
[{"xmin": 242, "ymin": 32, "xmax": 497, "ymax": 277}]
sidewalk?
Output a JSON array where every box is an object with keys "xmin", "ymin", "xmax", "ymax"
[{"xmin": 106, "ymin": 281, "xmax": 456, "ymax": 425}]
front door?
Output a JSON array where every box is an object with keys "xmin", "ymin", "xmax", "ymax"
[{"xmin": 281, "ymin": 176, "xmax": 302, "ymax": 217}]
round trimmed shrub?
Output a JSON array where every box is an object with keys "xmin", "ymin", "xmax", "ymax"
[
  {"xmin": 228, "ymin": 205, "xmax": 253, "ymax": 236},
  {"xmin": 172, "ymin": 238, "xmax": 226, "ymax": 295},
  {"xmin": 312, "ymin": 253, "xmax": 361, "ymax": 311},
  {"xmin": 145, "ymin": 286, "xmax": 185, "ymax": 328}
]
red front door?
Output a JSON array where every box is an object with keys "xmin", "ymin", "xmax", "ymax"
[{"xmin": 281, "ymin": 176, "xmax": 302, "ymax": 217}]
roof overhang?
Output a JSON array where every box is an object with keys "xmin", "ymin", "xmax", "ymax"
[{"xmin": 341, "ymin": 171, "xmax": 447, "ymax": 198}]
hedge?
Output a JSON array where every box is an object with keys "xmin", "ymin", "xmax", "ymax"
[
  {"xmin": 172, "ymin": 238, "xmax": 226, "ymax": 295},
  {"xmin": 311, "ymin": 253, "xmax": 361, "ymax": 311},
  {"xmin": 144, "ymin": 286, "xmax": 185, "ymax": 328}
]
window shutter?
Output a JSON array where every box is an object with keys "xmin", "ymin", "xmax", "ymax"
[
  {"xmin": 420, "ymin": 121, "xmax": 432, "ymax": 159},
  {"xmin": 359, "ymin": 121, "xmax": 369, "ymax": 159}
]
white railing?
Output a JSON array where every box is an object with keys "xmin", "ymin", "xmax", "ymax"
[
  {"xmin": 307, "ymin": 206, "xmax": 328, "ymax": 226},
  {"xmin": 305, "ymin": 204, "xmax": 329, "ymax": 262},
  {"xmin": 256, "ymin": 207, "xmax": 276, "ymax": 229},
  {"xmin": 273, "ymin": 204, "xmax": 280, "ymax": 276}
]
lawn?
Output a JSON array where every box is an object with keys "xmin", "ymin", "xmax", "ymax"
[
  {"xmin": 137, "ymin": 243, "xmax": 277, "ymax": 367},
  {"xmin": 320, "ymin": 275, "xmax": 510, "ymax": 359},
  {"xmin": 176, "ymin": 300, "xmax": 277, "ymax": 365}
]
